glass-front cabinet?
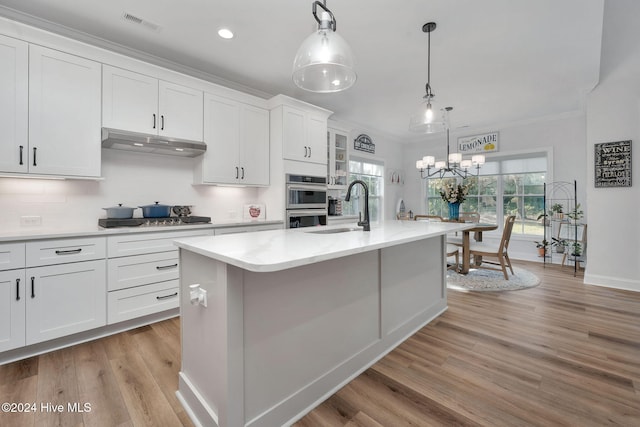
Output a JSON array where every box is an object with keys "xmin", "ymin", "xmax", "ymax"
[{"xmin": 327, "ymin": 127, "xmax": 349, "ymax": 189}]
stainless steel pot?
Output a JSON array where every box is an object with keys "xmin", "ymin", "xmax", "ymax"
[
  {"xmin": 172, "ymin": 205, "xmax": 192, "ymax": 217},
  {"xmin": 139, "ymin": 202, "xmax": 172, "ymax": 218},
  {"xmin": 103, "ymin": 204, "xmax": 136, "ymax": 219}
]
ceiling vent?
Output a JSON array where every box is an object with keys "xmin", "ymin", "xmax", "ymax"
[{"xmin": 122, "ymin": 12, "xmax": 161, "ymax": 32}]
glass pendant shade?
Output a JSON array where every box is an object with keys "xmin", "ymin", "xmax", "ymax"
[
  {"xmin": 409, "ymin": 98, "xmax": 446, "ymax": 133},
  {"xmin": 292, "ymin": 12, "xmax": 356, "ymax": 93}
]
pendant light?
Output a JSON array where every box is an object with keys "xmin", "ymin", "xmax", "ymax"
[
  {"xmin": 292, "ymin": 1, "xmax": 356, "ymax": 93},
  {"xmin": 416, "ymin": 107, "xmax": 485, "ymax": 179},
  {"xmin": 409, "ymin": 22, "xmax": 446, "ymax": 133}
]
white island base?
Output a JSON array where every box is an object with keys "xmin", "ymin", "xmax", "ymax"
[{"xmin": 175, "ymin": 223, "xmax": 459, "ymax": 427}]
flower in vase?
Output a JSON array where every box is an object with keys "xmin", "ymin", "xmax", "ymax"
[{"xmin": 439, "ymin": 183, "xmax": 469, "ymax": 204}]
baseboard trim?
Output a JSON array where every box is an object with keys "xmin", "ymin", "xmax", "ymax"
[{"xmin": 584, "ymin": 273, "xmax": 640, "ymax": 292}]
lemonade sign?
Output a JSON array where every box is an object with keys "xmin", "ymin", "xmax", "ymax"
[{"xmin": 457, "ymin": 131, "xmax": 499, "ymax": 154}]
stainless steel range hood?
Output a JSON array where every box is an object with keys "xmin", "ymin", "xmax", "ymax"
[{"xmin": 101, "ymin": 128, "xmax": 207, "ymax": 157}]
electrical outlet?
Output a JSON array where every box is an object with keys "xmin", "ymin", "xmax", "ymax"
[{"xmin": 20, "ymin": 215, "xmax": 42, "ymax": 226}]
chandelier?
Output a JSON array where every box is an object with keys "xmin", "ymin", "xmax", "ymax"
[
  {"xmin": 409, "ymin": 22, "xmax": 446, "ymax": 133},
  {"xmin": 416, "ymin": 107, "xmax": 485, "ymax": 179}
]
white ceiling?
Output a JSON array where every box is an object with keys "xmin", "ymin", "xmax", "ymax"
[{"xmin": 0, "ymin": 0, "xmax": 604, "ymax": 141}]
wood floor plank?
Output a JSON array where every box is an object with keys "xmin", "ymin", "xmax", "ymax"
[
  {"xmin": 73, "ymin": 340, "xmax": 131, "ymax": 427},
  {"xmin": 35, "ymin": 347, "xmax": 83, "ymax": 427},
  {"xmin": 109, "ymin": 352, "xmax": 182, "ymax": 427},
  {"xmin": 0, "ymin": 375, "xmax": 37, "ymax": 427}
]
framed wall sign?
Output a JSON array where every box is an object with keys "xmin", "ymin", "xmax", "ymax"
[
  {"xmin": 457, "ymin": 131, "xmax": 499, "ymax": 154},
  {"xmin": 354, "ymin": 134, "xmax": 375, "ymax": 154},
  {"xmin": 594, "ymin": 140, "xmax": 632, "ymax": 188}
]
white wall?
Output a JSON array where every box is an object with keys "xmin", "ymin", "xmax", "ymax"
[
  {"xmin": 401, "ymin": 113, "xmax": 588, "ymax": 262},
  {"xmin": 341, "ymin": 124, "xmax": 405, "ymax": 221},
  {"xmin": 584, "ymin": 0, "xmax": 640, "ymax": 291},
  {"xmin": 0, "ymin": 149, "xmax": 263, "ymax": 230}
]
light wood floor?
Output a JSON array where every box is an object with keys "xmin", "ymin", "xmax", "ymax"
[{"xmin": 1, "ymin": 261, "xmax": 639, "ymax": 426}]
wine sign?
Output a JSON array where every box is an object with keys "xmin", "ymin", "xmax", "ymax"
[{"xmin": 594, "ymin": 140, "xmax": 632, "ymax": 188}]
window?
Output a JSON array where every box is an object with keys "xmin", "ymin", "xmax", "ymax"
[
  {"xmin": 342, "ymin": 157, "xmax": 384, "ymax": 222},
  {"xmin": 425, "ymin": 152, "xmax": 547, "ymax": 236}
]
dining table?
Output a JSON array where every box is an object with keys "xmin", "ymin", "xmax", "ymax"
[{"xmin": 449, "ymin": 222, "xmax": 498, "ymax": 274}]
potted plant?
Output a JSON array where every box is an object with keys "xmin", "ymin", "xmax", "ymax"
[
  {"xmin": 550, "ymin": 203, "xmax": 564, "ymax": 220},
  {"xmin": 567, "ymin": 203, "xmax": 584, "ymax": 224},
  {"xmin": 534, "ymin": 239, "xmax": 550, "ymax": 257},
  {"xmin": 537, "ymin": 211, "xmax": 551, "ymax": 226},
  {"xmin": 569, "ymin": 242, "xmax": 582, "ymax": 257},
  {"xmin": 551, "ymin": 237, "xmax": 568, "ymax": 253}
]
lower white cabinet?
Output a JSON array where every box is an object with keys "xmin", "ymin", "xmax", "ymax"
[
  {"xmin": 108, "ymin": 280, "xmax": 179, "ymax": 324},
  {"xmin": 25, "ymin": 259, "xmax": 106, "ymax": 345},
  {"xmin": 106, "ymin": 229, "xmax": 214, "ymax": 324},
  {"xmin": 0, "ymin": 269, "xmax": 26, "ymax": 352}
]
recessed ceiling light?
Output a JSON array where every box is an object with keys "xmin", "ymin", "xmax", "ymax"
[{"xmin": 218, "ymin": 28, "xmax": 234, "ymax": 39}]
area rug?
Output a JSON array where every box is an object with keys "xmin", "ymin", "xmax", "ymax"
[{"xmin": 447, "ymin": 266, "xmax": 540, "ymax": 292}]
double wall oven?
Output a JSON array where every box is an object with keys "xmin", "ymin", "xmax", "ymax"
[{"xmin": 285, "ymin": 174, "xmax": 327, "ymax": 228}]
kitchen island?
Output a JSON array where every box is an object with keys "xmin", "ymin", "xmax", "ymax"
[{"xmin": 174, "ymin": 220, "xmax": 471, "ymax": 427}]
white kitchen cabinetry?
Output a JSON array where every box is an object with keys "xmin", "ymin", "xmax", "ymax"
[
  {"xmin": 102, "ymin": 65, "xmax": 203, "ymax": 142},
  {"xmin": 214, "ymin": 222, "xmax": 283, "ymax": 235},
  {"xmin": 196, "ymin": 93, "xmax": 269, "ymax": 185},
  {"xmin": 106, "ymin": 229, "xmax": 213, "ymax": 324},
  {"xmin": 25, "ymin": 260, "xmax": 106, "ymax": 345},
  {"xmin": 24, "ymin": 238, "xmax": 106, "ymax": 345},
  {"xmin": 328, "ymin": 127, "xmax": 349, "ymax": 188},
  {"xmin": 0, "ymin": 35, "xmax": 28, "ymax": 174},
  {"xmin": 0, "ymin": 243, "xmax": 26, "ymax": 353},
  {"xmin": 28, "ymin": 45, "xmax": 102, "ymax": 177},
  {"xmin": 281, "ymin": 105, "xmax": 328, "ymax": 165}
]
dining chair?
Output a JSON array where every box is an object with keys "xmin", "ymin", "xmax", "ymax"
[
  {"xmin": 414, "ymin": 215, "xmax": 459, "ymax": 270},
  {"xmin": 468, "ymin": 215, "xmax": 516, "ymax": 280}
]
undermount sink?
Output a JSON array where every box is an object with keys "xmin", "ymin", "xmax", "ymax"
[{"xmin": 305, "ymin": 227, "xmax": 359, "ymax": 234}]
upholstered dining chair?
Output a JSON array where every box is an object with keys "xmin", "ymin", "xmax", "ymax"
[
  {"xmin": 468, "ymin": 215, "xmax": 516, "ymax": 280},
  {"xmin": 414, "ymin": 215, "xmax": 459, "ymax": 270}
]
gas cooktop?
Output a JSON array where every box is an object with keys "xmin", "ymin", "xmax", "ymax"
[{"xmin": 99, "ymin": 216, "xmax": 211, "ymax": 228}]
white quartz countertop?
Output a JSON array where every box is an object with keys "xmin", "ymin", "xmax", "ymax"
[
  {"xmin": 174, "ymin": 220, "xmax": 473, "ymax": 272},
  {"xmin": 0, "ymin": 220, "xmax": 283, "ymax": 242}
]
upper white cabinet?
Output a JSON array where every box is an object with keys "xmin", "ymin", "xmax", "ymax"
[
  {"xmin": 0, "ymin": 42, "xmax": 101, "ymax": 178},
  {"xmin": 102, "ymin": 65, "xmax": 203, "ymax": 142},
  {"xmin": 29, "ymin": 46, "xmax": 102, "ymax": 177},
  {"xmin": 328, "ymin": 127, "xmax": 349, "ymax": 188},
  {"xmin": 195, "ymin": 93, "xmax": 269, "ymax": 185},
  {"xmin": 281, "ymin": 105, "xmax": 328, "ymax": 165},
  {"xmin": 0, "ymin": 35, "xmax": 28, "ymax": 174}
]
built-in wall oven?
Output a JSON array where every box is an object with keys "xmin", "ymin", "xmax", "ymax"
[{"xmin": 285, "ymin": 174, "xmax": 327, "ymax": 228}]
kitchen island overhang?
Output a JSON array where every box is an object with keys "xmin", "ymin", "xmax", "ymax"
[{"xmin": 174, "ymin": 221, "xmax": 471, "ymax": 427}]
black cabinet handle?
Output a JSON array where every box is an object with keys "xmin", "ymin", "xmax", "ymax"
[
  {"xmin": 156, "ymin": 292, "xmax": 178, "ymax": 300},
  {"xmin": 235, "ymin": 166, "xmax": 239, "ymax": 179},
  {"xmin": 308, "ymin": 146, "xmax": 312, "ymax": 157},
  {"xmin": 153, "ymin": 113, "xmax": 156, "ymax": 129},
  {"xmin": 55, "ymin": 248, "xmax": 82, "ymax": 255},
  {"xmin": 161, "ymin": 115, "xmax": 165, "ymax": 130},
  {"xmin": 304, "ymin": 146, "xmax": 308, "ymax": 157},
  {"xmin": 156, "ymin": 263, "xmax": 178, "ymax": 270},
  {"xmin": 19, "ymin": 145, "xmax": 23, "ymax": 165},
  {"xmin": 16, "ymin": 278, "xmax": 20, "ymax": 301},
  {"xmin": 31, "ymin": 277, "xmax": 35, "ymax": 298},
  {"xmin": 32, "ymin": 147, "xmax": 37, "ymax": 166},
  {"xmin": 241, "ymin": 167, "xmax": 245, "ymax": 179}
]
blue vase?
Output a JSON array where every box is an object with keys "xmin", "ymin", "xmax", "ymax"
[{"xmin": 448, "ymin": 202, "xmax": 460, "ymax": 221}]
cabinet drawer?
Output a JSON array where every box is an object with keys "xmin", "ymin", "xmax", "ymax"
[
  {"xmin": 107, "ymin": 229, "xmax": 213, "ymax": 258},
  {"xmin": 108, "ymin": 280, "xmax": 179, "ymax": 324},
  {"xmin": 214, "ymin": 223, "xmax": 283, "ymax": 235},
  {"xmin": 0, "ymin": 242, "xmax": 25, "ymax": 271},
  {"xmin": 26, "ymin": 237, "xmax": 106, "ymax": 267},
  {"xmin": 107, "ymin": 252, "xmax": 179, "ymax": 291}
]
